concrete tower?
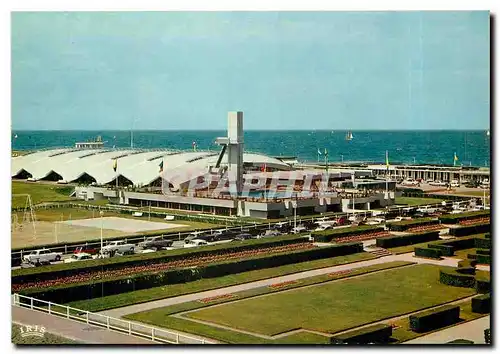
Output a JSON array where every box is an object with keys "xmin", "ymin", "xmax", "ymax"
[{"xmin": 215, "ymin": 111, "xmax": 244, "ymax": 196}]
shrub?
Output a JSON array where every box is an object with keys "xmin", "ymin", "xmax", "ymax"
[
  {"xmin": 409, "ymin": 305, "xmax": 460, "ymax": 333},
  {"xmin": 474, "ymin": 238, "xmax": 491, "ymax": 249},
  {"xmin": 376, "ymin": 231, "xmax": 439, "ymax": 249},
  {"xmin": 485, "ymin": 329, "xmax": 491, "ymax": 344},
  {"xmin": 414, "ymin": 247, "xmax": 442, "ymax": 259},
  {"xmin": 387, "ymin": 218, "xmax": 438, "ymax": 232},
  {"xmin": 447, "ymin": 339, "xmax": 474, "ymax": 344},
  {"xmin": 19, "ymin": 243, "xmax": 363, "ymax": 303},
  {"xmin": 476, "ymin": 249, "xmax": 491, "ymax": 255},
  {"xmin": 476, "ymin": 254, "xmax": 491, "ymax": 265},
  {"xmin": 471, "ymin": 293, "xmax": 490, "ymax": 314},
  {"xmin": 436, "ymin": 237, "xmax": 476, "ymax": 251},
  {"xmin": 428, "ymin": 244, "xmax": 454, "ymax": 257},
  {"xmin": 439, "ymin": 210, "xmax": 490, "ymax": 224},
  {"xmin": 484, "ymin": 233, "xmax": 491, "ymax": 239},
  {"xmin": 449, "ymin": 223, "xmax": 490, "ymax": 237},
  {"xmin": 455, "ymin": 267, "xmax": 475, "ymax": 275},
  {"xmin": 439, "ymin": 269, "xmax": 476, "ymax": 288},
  {"xmin": 458, "ymin": 259, "xmax": 477, "ymax": 268},
  {"xmin": 331, "ymin": 324, "xmax": 392, "ymax": 344},
  {"xmin": 312, "ymin": 225, "xmax": 383, "ymax": 243},
  {"xmin": 476, "ymin": 279, "xmax": 491, "ymax": 294}
]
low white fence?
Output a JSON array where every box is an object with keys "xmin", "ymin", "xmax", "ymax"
[{"xmin": 12, "ymin": 293, "xmax": 213, "ymax": 344}]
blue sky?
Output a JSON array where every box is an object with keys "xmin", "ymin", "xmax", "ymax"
[{"xmin": 12, "ymin": 11, "xmax": 489, "ymax": 130}]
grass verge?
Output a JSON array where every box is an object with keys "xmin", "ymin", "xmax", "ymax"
[{"xmin": 395, "ymin": 197, "xmax": 443, "ymax": 206}]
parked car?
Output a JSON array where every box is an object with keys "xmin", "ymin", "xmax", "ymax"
[
  {"xmin": 257, "ymin": 230, "xmax": 282, "ymax": 239},
  {"xmin": 101, "ymin": 240, "xmax": 135, "ymax": 255},
  {"xmin": 290, "ymin": 225, "xmax": 308, "ymax": 234},
  {"xmin": 74, "ymin": 245, "xmax": 99, "ymax": 255},
  {"xmin": 138, "ymin": 236, "xmax": 174, "ymax": 250},
  {"xmin": 23, "ymin": 249, "xmax": 62, "ymax": 264},
  {"xmin": 314, "ymin": 224, "xmax": 332, "ymax": 232},
  {"xmin": 234, "ymin": 233, "xmax": 253, "ymax": 241},
  {"xmin": 184, "ymin": 239, "xmax": 209, "ymax": 248},
  {"xmin": 64, "ymin": 252, "xmax": 94, "ymax": 263}
]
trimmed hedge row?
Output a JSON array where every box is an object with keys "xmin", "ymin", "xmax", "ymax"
[
  {"xmin": 376, "ymin": 231, "xmax": 439, "ymax": 249},
  {"xmin": 439, "ymin": 210, "xmax": 490, "ymax": 224},
  {"xmin": 387, "ymin": 218, "xmax": 438, "ymax": 232},
  {"xmin": 428, "ymin": 244, "xmax": 454, "ymax": 257},
  {"xmin": 458, "ymin": 259, "xmax": 477, "ymax": 268},
  {"xmin": 439, "ymin": 269, "xmax": 476, "ymax": 288},
  {"xmin": 414, "ymin": 247, "xmax": 442, "ymax": 259},
  {"xmin": 476, "ymin": 248, "xmax": 491, "ymax": 255},
  {"xmin": 331, "ymin": 324, "xmax": 392, "ymax": 344},
  {"xmin": 476, "ymin": 254, "xmax": 491, "ymax": 265},
  {"xmin": 485, "ymin": 233, "xmax": 491, "ymax": 239},
  {"xmin": 474, "ymin": 238, "xmax": 491, "ymax": 249},
  {"xmin": 12, "ymin": 235, "xmax": 308, "ymax": 284},
  {"xmin": 19, "ymin": 243, "xmax": 364, "ymax": 304},
  {"xmin": 312, "ymin": 225, "xmax": 383, "ymax": 243},
  {"xmin": 409, "ymin": 305, "xmax": 460, "ymax": 333},
  {"xmin": 436, "ymin": 236, "xmax": 476, "ymax": 251},
  {"xmin": 485, "ymin": 329, "xmax": 491, "ymax": 344},
  {"xmin": 449, "ymin": 223, "xmax": 490, "ymax": 237},
  {"xmin": 471, "ymin": 293, "xmax": 490, "ymax": 314}
]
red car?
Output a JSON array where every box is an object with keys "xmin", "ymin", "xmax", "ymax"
[{"xmin": 74, "ymin": 246, "xmax": 99, "ymax": 255}]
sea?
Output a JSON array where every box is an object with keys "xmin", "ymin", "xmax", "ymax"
[{"xmin": 11, "ymin": 130, "xmax": 491, "ymax": 168}]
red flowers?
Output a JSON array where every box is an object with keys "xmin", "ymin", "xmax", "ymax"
[
  {"xmin": 268, "ymin": 280, "xmax": 298, "ymax": 289},
  {"xmin": 333, "ymin": 231, "xmax": 390, "ymax": 244},
  {"xmin": 459, "ymin": 217, "xmax": 490, "ymax": 226},
  {"xmin": 198, "ymin": 294, "xmax": 235, "ymax": 303},
  {"xmin": 13, "ymin": 242, "xmax": 315, "ymax": 292},
  {"xmin": 407, "ymin": 224, "xmax": 444, "ymax": 233},
  {"xmin": 328, "ymin": 270, "xmax": 351, "ymax": 277}
]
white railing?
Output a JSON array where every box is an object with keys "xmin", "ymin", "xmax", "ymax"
[{"xmin": 12, "ymin": 294, "xmax": 213, "ymax": 345}]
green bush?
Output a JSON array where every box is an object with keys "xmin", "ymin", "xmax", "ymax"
[
  {"xmin": 312, "ymin": 225, "xmax": 383, "ymax": 243},
  {"xmin": 484, "ymin": 233, "xmax": 491, "ymax": 239},
  {"xmin": 474, "ymin": 238, "xmax": 491, "ymax": 249},
  {"xmin": 428, "ymin": 244, "xmax": 454, "ymax": 256},
  {"xmin": 12, "ymin": 234, "xmax": 308, "ymax": 284},
  {"xmin": 476, "ymin": 249, "xmax": 491, "ymax": 255},
  {"xmin": 331, "ymin": 324, "xmax": 392, "ymax": 344},
  {"xmin": 436, "ymin": 237, "xmax": 476, "ymax": 251},
  {"xmin": 414, "ymin": 247, "xmax": 442, "ymax": 259},
  {"xmin": 449, "ymin": 223, "xmax": 490, "ymax": 237},
  {"xmin": 439, "ymin": 269, "xmax": 476, "ymax": 288},
  {"xmin": 476, "ymin": 254, "xmax": 491, "ymax": 265},
  {"xmin": 476, "ymin": 279, "xmax": 490, "ymax": 294},
  {"xmin": 458, "ymin": 259, "xmax": 477, "ymax": 268},
  {"xmin": 409, "ymin": 305, "xmax": 460, "ymax": 333},
  {"xmin": 19, "ymin": 243, "xmax": 363, "ymax": 303},
  {"xmin": 456, "ymin": 267, "xmax": 475, "ymax": 275},
  {"xmin": 447, "ymin": 339, "xmax": 474, "ymax": 344},
  {"xmin": 376, "ymin": 231, "xmax": 439, "ymax": 249},
  {"xmin": 471, "ymin": 293, "xmax": 490, "ymax": 314},
  {"xmin": 438, "ymin": 210, "xmax": 490, "ymax": 224},
  {"xmin": 387, "ymin": 218, "xmax": 438, "ymax": 232}
]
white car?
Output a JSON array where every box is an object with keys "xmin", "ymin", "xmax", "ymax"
[
  {"xmin": 101, "ymin": 240, "xmax": 135, "ymax": 255},
  {"xmin": 291, "ymin": 225, "xmax": 308, "ymax": 234},
  {"xmin": 314, "ymin": 224, "xmax": 332, "ymax": 232},
  {"xmin": 64, "ymin": 252, "xmax": 94, "ymax": 263},
  {"xmin": 184, "ymin": 239, "xmax": 209, "ymax": 248},
  {"xmin": 23, "ymin": 249, "xmax": 62, "ymax": 264}
]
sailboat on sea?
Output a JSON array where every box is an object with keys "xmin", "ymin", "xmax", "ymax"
[
  {"xmin": 486, "ymin": 130, "xmax": 490, "ymax": 137},
  {"xmin": 345, "ymin": 131, "xmax": 353, "ymax": 141}
]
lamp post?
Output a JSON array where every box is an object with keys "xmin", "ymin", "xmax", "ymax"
[{"xmin": 100, "ymin": 211, "xmax": 104, "ymax": 251}]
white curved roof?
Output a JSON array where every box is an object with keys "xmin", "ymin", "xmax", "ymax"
[{"xmin": 12, "ymin": 148, "xmax": 291, "ymax": 186}]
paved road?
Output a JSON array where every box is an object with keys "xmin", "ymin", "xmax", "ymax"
[
  {"xmin": 99, "ymin": 253, "xmax": 464, "ymax": 318},
  {"xmin": 404, "ymin": 316, "xmax": 491, "ymax": 344},
  {"xmin": 12, "ymin": 306, "xmax": 154, "ymax": 344}
]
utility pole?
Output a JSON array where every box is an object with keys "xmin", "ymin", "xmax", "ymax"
[{"xmin": 100, "ymin": 210, "xmax": 104, "ymax": 251}]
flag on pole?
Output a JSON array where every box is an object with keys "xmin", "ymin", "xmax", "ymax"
[
  {"xmin": 317, "ymin": 148, "xmax": 322, "ymax": 155},
  {"xmin": 324, "ymin": 148, "xmax": 328, "ymax": 156},
  {"xmin": 385, "ymin": 150, "xmax": 389, "ymax": 171},
  {"xmin": 454, "ymin": 152, "xmax": 458, "ymax": 166},
  {"xmin": 159, "ymin": 160, "xmax": 164, "ymax": 173},
  {"xmin": 113, "ymin": 159, "xmax": 117, "ymax": 172}
]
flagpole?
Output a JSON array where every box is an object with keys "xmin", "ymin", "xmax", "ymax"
[{"xmin": 385, "ymin": 150, "xmax": 389, "ymax": 194}]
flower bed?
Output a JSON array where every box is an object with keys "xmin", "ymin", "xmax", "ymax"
[
  {"xmin": 333, "ymin": 231, "xmax": 390, "ymax": 244},
  {"xmin": 459, "ymin": 217, "xmax": 490, "ymax": 226},
  {"xmin": 268, "ymin": 280, "xmax": 298, "ymax": 289},
  {"xmin": 12, "ymin": 242, "xmax": 314, "ymax": 292},
  {"xmin": 198, "ymin": 294, "xmax": 235, "ymax": 304},
  {"xmin": 407, "ymin": 224, "xmax": 445, "ymax": 233}
]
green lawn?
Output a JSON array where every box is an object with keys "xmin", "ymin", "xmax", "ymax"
[
  {"xmin": 11, "ymin": 324, "xmax": 80, "ymax": 345},
  {"xmin": 185, "ymin": 264, "xmax": 475, "ymax": 337},
  {"xmin": 12, "ymin": 181, "xmax": 76, "ymax": 208},
  {"xmin": 65, "ymin": 252, "xmax": 376, "ymax": 312},
  {"xmin": 395, "ymin": 197, "xmax": 443, "ymax": 206}
]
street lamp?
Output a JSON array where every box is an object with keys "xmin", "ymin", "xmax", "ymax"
[{"xmin": 100, "ymin": 211, "xmax": 104, "ymax": 251}]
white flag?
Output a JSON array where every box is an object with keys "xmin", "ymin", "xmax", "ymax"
[{"xmin": 317, "ymin": 148, "xmax": 322, "ymax": 155}]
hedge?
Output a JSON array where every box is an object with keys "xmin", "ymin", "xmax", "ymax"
[
  {"xmin": 19, "ymin": 243, "xmax": 363, "ymax": 303},
  {"xmin": 458, "ymin": 259, "xmax": 477, "ymax": 268},
  {"xmin": 447, "ymin": 339, "xmax": 474, "ymax": 344},
  {"xmin": 455, "ymin": 267, "xmax": 475, "ymax": 275},
  {"xmin": 435, "ymin": 236, "xmax": 476, "ymax": 251},
  {"xmin": 376, "ymin": 231, "xmax": 439, "ymax": 249},
  {"xmin": 409, "ymin": 305, "xmax": 460, "ymax": 333},
  {"xmin": 312, "ymin": 225, "xmax": 383, "ymax": 243},
  {"xmin": 439, "ymin": 269, "xmax": 476, "ymax": 288},
  {"xmin": 428, "ymin": 244, "xmax": 454, "ymax": 257},
  {"xmin": 476, "ymin": 254, "xmax": 491, "ymax": 265},
  {"xmin": 471, "ymin": 293, "xmax": 490, "ymax": 314},
  {"xmin": 414, "ymin": 247, "xmax": 442, "ymax": 259},
  {"xmin": 387, "ymin": 218, "xmax": 438, "ymax": 232},
  {"xmin": 485, "ymin": 233, "xmax": 491, "ymax": 239},
  {"xmin": 438, "ymin": 210, "xmax": 490, "ymax": 224},
  {"xmin": 474, "ymin": 237, "xmax": 491, "ymax": 249},
  {"xmin": 476, "ymin": 249, "xmax": 491, "ymax": 255},
  {"xmin": 476, "ymin": 279, "xmax": 490, "ymax": 294},
  {"xmin": 330, "ymin": 324, "xmax": 392, "ymax": 344},
  {"xmin": 12, "ymin": 234, "xmax": 308, "ymax": 284},
  {"xmin": 485, "ymin": 329, "xmax": 491, "ymax": 344},
  {"xmin": 449, "ymin": 223, "xmax": 490, "ymax": 237}
]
